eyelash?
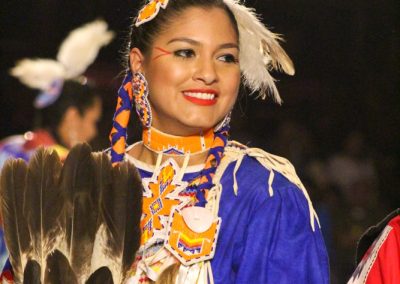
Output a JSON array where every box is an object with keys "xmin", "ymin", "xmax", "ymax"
[
  {"xmin": 218, "ymin": 54, "xmax": 239, "ymax": 64},
  {"xmin": 174, "ymin": 49, "xmax": 195, "ymax": 59},
  {"xmin": 173, "ymin": 49, "xmax": 238, "ymax": 64}
]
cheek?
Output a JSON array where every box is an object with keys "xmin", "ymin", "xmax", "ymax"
[
  {"xmin": 221, "ymin": 70, "xmax": 241, "ymax": 105},
  {"xmin": 146, "ymin": 62, "xmax": 190, "ymax": 110},
  {"xmin": 79, "ymin": 119, "xmax": 95, "ymax": 140},
  {"xmin": 147, "ymin": 60, "xmax": 189, "ymax": 91}
]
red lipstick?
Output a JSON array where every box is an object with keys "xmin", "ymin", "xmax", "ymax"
[{"xmin": 182, "ymin": 89, "xmax": 218, "ymax": 106}]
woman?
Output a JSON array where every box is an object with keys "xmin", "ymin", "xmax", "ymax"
[
  {"xmin": 0, "ymin": 1, "xmax": 329, "ymax": 283},
  {"xmin": 109, "ymin": 0, "xmax": 329, "ymax": 283},
  {"xmin": 0, "ymin": 20, "xmax": 112, "ymax": 272}
]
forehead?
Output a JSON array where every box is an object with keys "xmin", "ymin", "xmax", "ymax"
[{"xmin": 154, "ymin": 7, "xmax": 238, "ymax": 45}]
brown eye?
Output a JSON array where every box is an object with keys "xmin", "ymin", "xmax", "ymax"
[
  {"xmin": 218, "ymin": 54, "xmax": 238, "ymax": 63},
  {"xmin": 174, "ymin": 49, "xmax": 196, "ymax": 58}
]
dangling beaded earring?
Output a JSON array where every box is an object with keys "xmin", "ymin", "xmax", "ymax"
[
  {"xmin": 132, "ymin": 72, "xmax": 152, "ymax": 128},
  {"xmin": 214, "ymin": 111, "xmax": 232, "ymax": 132}
]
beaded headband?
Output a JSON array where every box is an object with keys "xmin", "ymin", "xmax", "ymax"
[{"xmin": 134, "ymin": 0, "xmax": 294, "ymax": 104}]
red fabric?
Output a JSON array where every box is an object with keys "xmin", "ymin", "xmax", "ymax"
[
  {"xmin": 0, "ymin": 270, "xmax": 13, "ymax": 282},
  {"xmin": 24, "ymin": 129, "xmax": 57, "ymax": 150},
  {"xmin": 349, "ymin": 216, "xmax": 400, "ymax": 284},
  {"xmin": 366, "ymin": 216, "xmax": 400, "ymax": 284}
]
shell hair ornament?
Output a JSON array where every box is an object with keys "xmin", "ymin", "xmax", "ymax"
[
  {"xmin": 10, "ymin": 20, "xmax": 114, "ymax": 109},
  {"xmin": 134, "ymin": 0, "xmax": 295, "ymax": 104},
  {"xmin": 135, "ymin": 0, "xmax": 169, "ymax": 27}
]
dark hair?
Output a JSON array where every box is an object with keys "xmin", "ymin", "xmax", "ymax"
[
  {"xmin": 35, "ymin": 80, "xmax": 99, "ymax": 130},
  {"xmin": 126, "ymin": 0, "xmax": 239, "ymax": 64}
]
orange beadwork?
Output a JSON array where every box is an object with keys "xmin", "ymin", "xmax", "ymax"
[
  {"xmin": 165, "ymin": 207, "xmax": 221, "ymax": 265},
  {"xmin": 141, "ymin": 160, "xmax": 190, "ymax": 245},
  {"xmin": 142, "ymin": 127, "xmax": 214, "ymax": 155}
]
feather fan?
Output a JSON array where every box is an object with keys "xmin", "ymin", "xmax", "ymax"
[
  {"xmin": 23, "ymin": 259, "xmax": 41, "ymax": 284},
  {"xmin": 0, "ymin": 159, "xmax": 31, "ymax": 280},
  {"xmin": 24, "ymin": 148, "xmax": 64, "ymax": 282},
  {"xmin": 224, "ymin": 0, "xmax": 295, "ymax": 102},
  {"xmin": 90, "ymin": 159, "xmax": 143, "ymax": 284},
  {"xmin": 59, "ymin": 144, "xmax": 99, "ymax": 283},
  {"xmin": 44, "ymin": 250, "xmax": 78, "ymax": 284},
  {"xmin": 0, "ymin": 144, "xmax": 142, "ymax": 283},
  {"xmin": 86, "ymin": 267, "xmax": 114, "ymax": 284},
  {"xmin": 91, "ymin": 152, "xmax": 113, "ymax": 226},
  {"xmin": 57, "ymin": 20, "xmax": 115, "ymax": 79}
]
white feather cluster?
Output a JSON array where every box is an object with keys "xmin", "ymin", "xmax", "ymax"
[
  {"xmin": 57, "ymin": 20, "xmax": 115, "ymax": 79},
  {"xmin": 223, "ymin": 0, "xmax": 295, "ymax": 103},
  {"xmin": 10, "ymin": 59, "xmax": 65, "ymax": 90},
  {"xmin": 10, "ymin": 20, "xmax": 114, "ymax": 92}
]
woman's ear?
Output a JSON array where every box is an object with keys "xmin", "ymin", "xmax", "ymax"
[{"xmin": 129, "ymin": 48, "xmax": 146, "ymax": 73}]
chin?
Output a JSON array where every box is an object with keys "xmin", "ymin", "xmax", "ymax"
[
  {"xmin": 182, "ymin": 120, "xmax": 216, "ymax": 131},
  {"xmin": 169, "ymin": 121, "xmax": 215, "ymax": 136}
]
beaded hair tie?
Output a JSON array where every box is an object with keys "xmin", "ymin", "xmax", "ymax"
[{"xmin": 110, "ymin": 73, "xmax": 134, "ymax": 165}]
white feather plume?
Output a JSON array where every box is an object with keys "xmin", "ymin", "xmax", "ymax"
[
  {"xmin": 57, "ymin": 20, "xmax": 115, "ymax": 79},
  {"xmin": 10, "ymin": 59, "xmax": 65, "ymax": 91},
  {"xmin": 224, "ymin": 0, "xmax": 295, "ymax": 103},
  {"xmin": 10, "ymin": 20, "xmax": 114, "ymax": 94}
]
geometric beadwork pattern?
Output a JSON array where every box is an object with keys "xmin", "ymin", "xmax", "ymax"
[{"xmin": 141, "ymin": 159, "xmax": 189, "ymax": 246}]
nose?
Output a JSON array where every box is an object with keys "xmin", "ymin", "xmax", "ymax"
[{"xmin": 193, "ymin": 59, "xmax": 218, "ymax": 85}]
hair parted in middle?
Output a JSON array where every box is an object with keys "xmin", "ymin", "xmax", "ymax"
[{"xmin": 126, "ymin": 0, "xmax": 238, "ymax": 61}]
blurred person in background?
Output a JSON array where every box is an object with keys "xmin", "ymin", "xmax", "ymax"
[
  {"xmin": 0, "ymin": 20, "xmax": 114, "ymax": 269},
  {"xmin": 0, "ymin": 80, "xmax": 101, "ymax": 167},
  {"xmin": 327, "ymin": 130, "xmax": 387, "ymax": 281},
  {"xmin": 348, "ymin": 209, "xmax": 400, "ymax": 284},
  {"xmin": 327, "ymin": 131, "xmax": 378, "ymax": 200}
]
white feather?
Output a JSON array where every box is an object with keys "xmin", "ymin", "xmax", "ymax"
[
  {"xmin": 224, "ymin": 0, "xmax": 294, "ymax": 103},
  {"xmin": 9, "ymin": 59, "xmax": 65, "ymax": 91},
  {"xmin": 57, "ymin": 20, "xmax": 115, "ymax": 79}
]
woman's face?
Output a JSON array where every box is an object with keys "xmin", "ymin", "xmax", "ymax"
[{"xmin": 131, "ymin": 7, "xmax": 240, "ymax": 136}]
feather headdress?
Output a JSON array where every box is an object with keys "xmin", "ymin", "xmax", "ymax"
[
  {"xmin": 0, "ymin": 144, "xmax": 143, "ymax": 283},
  {"xmin": 9, "ymin": 20, "xmax": 114, "ymax": 108},
  {"xmin": 223, "ymin": 0, "xmax": 294, "ymax": 103}
]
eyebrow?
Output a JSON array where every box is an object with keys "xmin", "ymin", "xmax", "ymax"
[{"xmin": 167, "ymin": 37, "xmax": 239, "ymax": 50}]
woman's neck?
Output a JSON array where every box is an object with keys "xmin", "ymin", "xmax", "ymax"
[{"xmin": 127, "ymin": 127, "xmax": 214, "ymax": 167}]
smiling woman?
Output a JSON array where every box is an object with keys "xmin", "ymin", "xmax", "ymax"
[
  {"xmin": 105, "ymin": 0, "xmax": 329, "ymax": 283},
  {"xmin": 105, "ymin": 0, "xmax": 330, "ymax": 283},
  {"xmin": 0, "ymin": 1, "xmax": 328, "ymax": 283},
  {"xmin": 0, "ymin": 0, "xmax": 329, "ymax": 283}
]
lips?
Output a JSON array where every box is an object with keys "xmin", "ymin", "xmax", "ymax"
[{"xmin": 182, "ymin": 89, "xmax": 218, "ymax": 106}]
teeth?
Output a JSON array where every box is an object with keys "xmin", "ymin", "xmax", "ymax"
[{"xmin": 184, "ymin": 92, "xmax": 215, "ymax": 100}]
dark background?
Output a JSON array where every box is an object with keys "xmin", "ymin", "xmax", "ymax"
[{"xmin": 0, "ymin": 0, "xmax": 399, "ymax": 282}]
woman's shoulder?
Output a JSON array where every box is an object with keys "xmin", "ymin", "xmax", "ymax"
[
  {"xmin": 215, "ymin": 140, "xmax": 320, "ymax": 231},
  {"xmin": 218, "ymin": 140, "xmax": 304, "ymax": 191}
]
